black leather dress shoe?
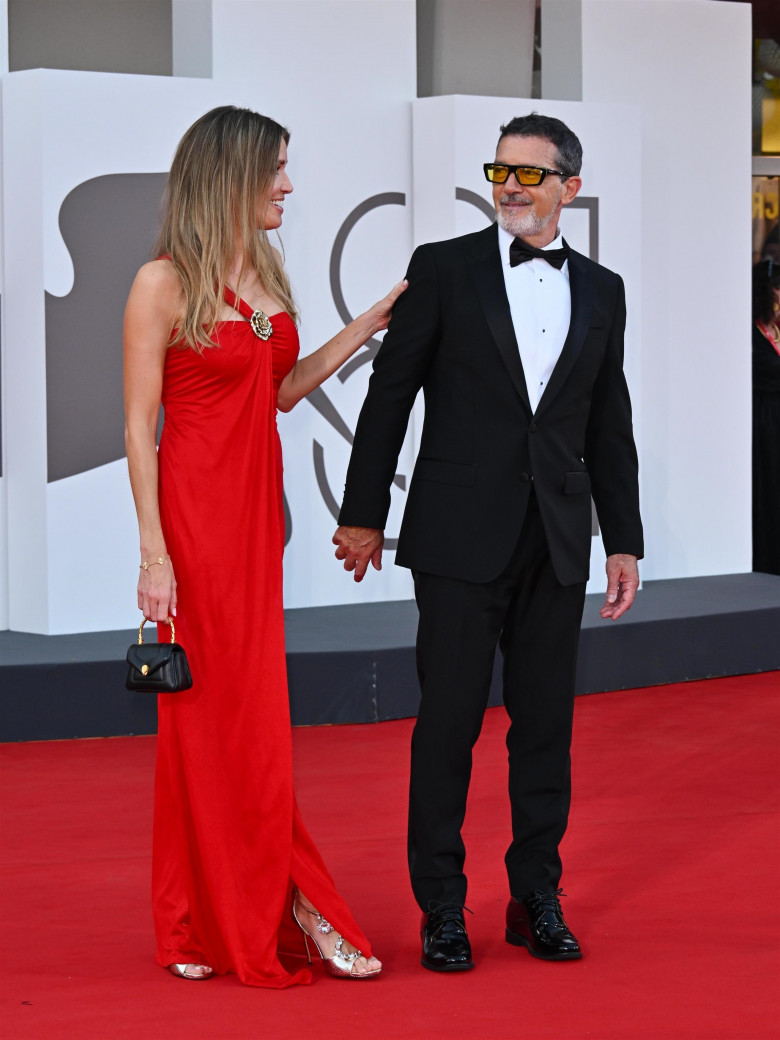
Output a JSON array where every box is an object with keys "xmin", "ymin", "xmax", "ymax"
[
  {"xmin": 505, "ymin": 889, "xmax": 582, "ymax": 960},
  {"xmin": 421, "ymin": 904, "xmax": 474, "ymax": 972}
]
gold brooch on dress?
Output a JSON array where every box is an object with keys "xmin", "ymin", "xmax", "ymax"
[{"xmin": 250, "ymin": 310, "xmax": 273, "ymax": 340}]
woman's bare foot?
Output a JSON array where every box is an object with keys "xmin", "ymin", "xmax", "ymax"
[{"xmin": 294, "ymin": 895, "xmax": 382, "ymax": 977}]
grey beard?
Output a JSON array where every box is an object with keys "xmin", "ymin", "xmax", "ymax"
[
  {"xmin": 497, "ymin": 204, "xmax": 553, "ymax": 239},
  {"xmin": 497, "ymin": 186, "xmax": 563, "ymax": 239}
]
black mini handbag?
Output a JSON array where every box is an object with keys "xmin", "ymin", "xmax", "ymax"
[{"xmin": 125, "ymin": 617, "xmax": 193, "ymax": 693}]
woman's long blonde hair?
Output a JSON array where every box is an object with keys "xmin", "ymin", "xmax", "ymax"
[{"xmin": 154, "ymin": 105, "xmax": 298, "ymax": 351}]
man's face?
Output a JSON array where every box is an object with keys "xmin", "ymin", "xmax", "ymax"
[{"xmin": 492, "ymin": 134, "xmax": 581, "ymax": 245}]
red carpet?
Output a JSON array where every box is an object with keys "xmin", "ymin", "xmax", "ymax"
[{"xmin": 2, "ymin": 674, "xmax": 778, "ymax": 1039}]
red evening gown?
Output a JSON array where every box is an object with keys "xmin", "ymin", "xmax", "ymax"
[{"xmin": 153, "ymin": 293, "xmax": 371, "ymax": 987}]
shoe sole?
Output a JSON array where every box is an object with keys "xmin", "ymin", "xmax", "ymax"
[
  {"xmin": 505, "ymin": 929, "xmax": 582, "ymax": 961},
  {"xmin": 420, "ymin": 956, "xmax": 475, "ymax": 973}
]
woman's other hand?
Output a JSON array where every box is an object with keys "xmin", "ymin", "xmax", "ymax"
[
  {"xmin": 363, "ymin": 279, "xmax": 408, "ymax": 337},
  {"xmin": 276, "ymin": 279, "xmax": 408, "ymax": 412}
]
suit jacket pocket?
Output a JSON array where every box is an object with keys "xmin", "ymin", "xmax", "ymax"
[
  {"xmin": 564, "ymin": 470, "xmax": 591, "ymax": 495},
  {"xmin": 414, "ymin": 457, "xmax": 476, "ymax": 486}
]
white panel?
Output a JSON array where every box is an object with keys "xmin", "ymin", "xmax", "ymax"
[
  {"xmin": 3, "ymin": 72, "xmax": 49, "ymax": 632},
  {"xmin": 172, "ymin": 0, "xmax": 212, "ymax": 78},
  {"xmin": 581, "ymin": 0, "xmax": 752, "ymax": 581},
  {"xmin": 540, "ymin": 0, "xmax": 582, "ymax": 101},
  {"xmin": 419, "ymin": 0, "xmax": 536, "ymax": 99},
  {"xmin": 0, "ymin": 479, "xmax": 6, "ymax": 629},
  {"xmin": 0, "ymin": 73, "xmax": 6, "ymax": 628},
  {"xmin": 47, "ymin": 460, "xmax": 139, "ymax": 631},
  {"xmin": 413, "ymin": 95, "xmax": 643, "ymax": 595}
]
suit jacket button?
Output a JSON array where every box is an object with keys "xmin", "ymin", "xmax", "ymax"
[
  {"xmin": 529, "ymin": 422, "xmax": 537, "ymax": 432},
  {"xmin": 520, "ymin": 472, "xmax": 530, "ymax": 482}
]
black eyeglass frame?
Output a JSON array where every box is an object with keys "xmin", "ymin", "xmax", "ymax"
[{"xmin": 483, "ymin": 163, "xmax": 568, "ymax": 186}]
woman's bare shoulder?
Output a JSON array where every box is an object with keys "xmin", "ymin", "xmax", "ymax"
[
  {"xmin": 132, "ymin": 257, "xmax": 181, "ymax": 293},
  {"xmin": 128, "ymin": 259, "xmax": 184, "ymax": 316}
]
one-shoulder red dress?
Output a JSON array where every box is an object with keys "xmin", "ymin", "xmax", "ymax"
[{"xmin": 152, "ymin": 292, "xmax": 371, "ymax": 987}]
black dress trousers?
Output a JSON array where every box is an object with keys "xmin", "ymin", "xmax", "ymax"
[{"xmin": 408, "ymin": 491, "xmax": 587, "ymax": 910}]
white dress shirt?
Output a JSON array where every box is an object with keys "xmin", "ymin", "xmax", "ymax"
[{"xmin": 497, "ymin": 224, "xmax": 572, "ymax": 413}]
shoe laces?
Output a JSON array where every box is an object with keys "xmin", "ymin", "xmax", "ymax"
[
  {"xmin": 526, "ymin": 888, "xmax": 566, "ymax": 915},
  {"xmin": 427, "ymin": 903, "xmax": 473, "ymax": 934}
]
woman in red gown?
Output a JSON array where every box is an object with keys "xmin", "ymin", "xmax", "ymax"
[{"xmin": 123, "ymin": 106, "xmax": 404, "ymax": 987}]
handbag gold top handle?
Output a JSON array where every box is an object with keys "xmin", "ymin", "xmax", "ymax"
[{"xmin": 137, "ymin": 617, "xmax": 176, "ymax": 644}]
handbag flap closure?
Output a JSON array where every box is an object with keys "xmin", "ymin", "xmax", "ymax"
[{"xmin": 126, "ymin": 643, "xmax": 178, "ymax": 676}]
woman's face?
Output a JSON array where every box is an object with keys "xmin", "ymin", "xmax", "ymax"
[{"xmin": 260, "ymin": 139, "xmax": 293, "ymax": 230}]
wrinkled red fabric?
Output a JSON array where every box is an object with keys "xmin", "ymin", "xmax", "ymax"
[{"xmin": 153, "ymin": 308, "xmax": 370, "ymax": 987}]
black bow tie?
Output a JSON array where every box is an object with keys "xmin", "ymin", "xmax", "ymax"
[{"xmin": 509, "ymin": 237, "xmax": 569, "ymax": 270}]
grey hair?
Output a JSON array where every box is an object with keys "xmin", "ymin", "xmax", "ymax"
[{"xmin": 498, "ymin": 113, "xmax": 583, "ymax": 179}]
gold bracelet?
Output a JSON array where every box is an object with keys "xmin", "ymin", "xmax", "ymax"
[{"xmin": 140, "ymin": 554, "xmax": 171, "ymax": 570}]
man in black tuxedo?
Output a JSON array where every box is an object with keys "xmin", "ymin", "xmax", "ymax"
[{"xmin": 333, "ymin": 114, "xmax": 642, "ymax": 971}]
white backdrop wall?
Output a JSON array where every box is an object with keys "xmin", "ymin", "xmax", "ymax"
[
  {"xmin": 0, "ymin": 0, "xmax": 754, "ymax": 634},
  {"xmin": 581, "ymin": 0, "xmax": 753, "ymax": 581},
  {"xmin": 2, "ymin": 71, "xmax": 275, "ymax": 634},
  {"xmin": 0, "ymin": 8, "xmax": 6, "ymax": 626},
  {"xmin": 3, "ymin": 1, "xmax": 418, "ymax": 635},
  {"xmin": 0, "ymin": 71, "xmax": 7, "ymax": 630}
]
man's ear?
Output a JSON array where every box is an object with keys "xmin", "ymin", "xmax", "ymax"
[{"xmin": 560, "ymin": 176, "xmax": 582, "ymax": 206}]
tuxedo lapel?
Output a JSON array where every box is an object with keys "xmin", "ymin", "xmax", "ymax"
[
  {"xmin": 464, "ymin": 225, "xmax": 532, "ymax": 412},
  {"xmin": 535, "ymin": 248, "xmax": 593, "ymax": 417}
]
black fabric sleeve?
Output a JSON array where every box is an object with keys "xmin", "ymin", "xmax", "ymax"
[
  {"xmin": 338, "ymin": 244, "xmax": 441, "ymax": 529},
  {"xmin": 584, "ymin": 273, "xmax": 644, "ymax": 559}
]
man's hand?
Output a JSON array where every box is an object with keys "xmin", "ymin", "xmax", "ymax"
[
  {"xmin": 599, "ymin": 553, "xmax": 639, "ymax": 620},
  {"xmin": 332, "ymin": 526, "xmax": 384, "ymax": 582}
]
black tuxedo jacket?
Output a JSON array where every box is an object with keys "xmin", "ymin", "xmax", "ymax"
[{"xmin": 339, "ymin": 223, "xmax": 643, "ymax": 586}]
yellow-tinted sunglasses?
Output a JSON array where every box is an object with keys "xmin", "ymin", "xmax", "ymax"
[{"xmin": 483, "ymin": 163, "xmax": 565, "ymax": 186}]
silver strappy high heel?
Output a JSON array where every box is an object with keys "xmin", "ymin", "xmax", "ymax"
[
  {"xmin": 292, "ymin": 895, "xmax": 381, "ymax": 979},
  {"xmin": 168, "ymin": 963, "xmax": 214, "ymax": 980}
]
